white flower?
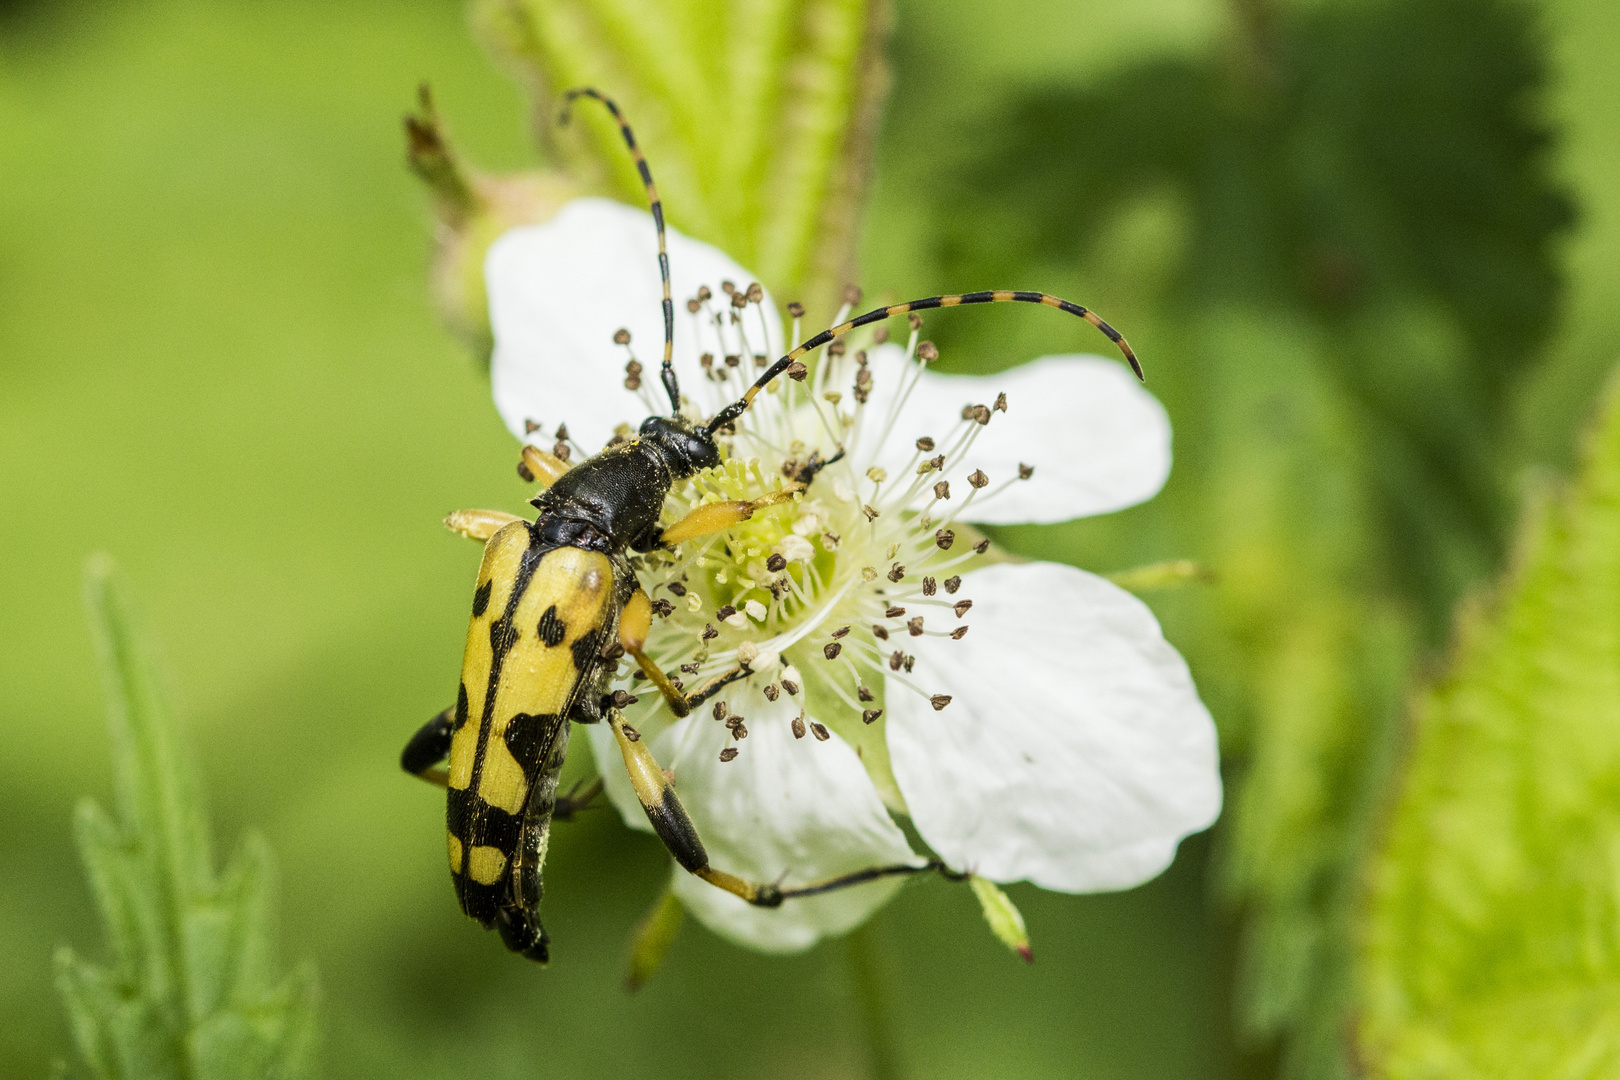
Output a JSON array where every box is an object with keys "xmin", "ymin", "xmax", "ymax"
[{"xmin": 485, "ymin": 197, "xmax": 1221, "ymax": 952}]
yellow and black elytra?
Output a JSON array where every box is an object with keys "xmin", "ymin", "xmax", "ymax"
[{"xmin": 400, "ymin": 87, "xmax": 1142, "ymax": 963}]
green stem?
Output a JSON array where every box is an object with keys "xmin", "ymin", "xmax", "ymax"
[{"xmin": 845, "ymin": 919, "xmax": 902, "ymax": 1080}]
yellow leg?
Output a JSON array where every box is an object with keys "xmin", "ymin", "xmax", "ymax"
[
  {"xmin": 657, "ymin": 484, "xmax": 803, "ymax": 546},
  {"xmin": 443, "ymin": 509, "xmax": 523, "ymax": 541},
  {"xmin": 519, "ymin": 444, "xmax": 572, "ymax": 486},
  {"xmin": 618, "ymin": 590, "xmax": 756, "ymax": 720},
  {"xmin": 605, "ymin": 711, "xmax": 948, "ymax": 907}
]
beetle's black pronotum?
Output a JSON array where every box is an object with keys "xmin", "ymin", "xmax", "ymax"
[{"xmin": 400, "ymin": 87, "xmax": 1141, "ymax": 963}]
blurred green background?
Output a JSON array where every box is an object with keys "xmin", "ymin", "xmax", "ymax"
[{"xmin": 3, "ymin": 0, "xmax": 1617, "ymax": 1077}]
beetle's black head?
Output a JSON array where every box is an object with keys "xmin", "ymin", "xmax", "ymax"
[{"xmin": 640, "ymin": 414, "xmax": 721, "ymax": 477}]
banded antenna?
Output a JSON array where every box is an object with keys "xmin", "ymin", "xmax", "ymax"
[
  {"xmin": 706, "ymin": 291, "xmax": 1142, "ymax": 434},
  {"xmin": 560, "ymin": 88, "xmax": 680, "ymax": 414}
]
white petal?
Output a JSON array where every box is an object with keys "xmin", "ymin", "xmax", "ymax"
[
  {"xmin": 592, "ymin": 684, "xmax": 919, "ymax": 953},
  {"xmin": 887, "ymin": 561, "xmax": 1220, "ymax": 892},
  {"xmin": 487, "ymin": 198, "xmax": 782, "ymax": 452},
  {"xmin": 854, "ymin": 350, "xmax": 1170, "ymax": 524}
]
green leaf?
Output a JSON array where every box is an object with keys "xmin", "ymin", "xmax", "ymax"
[
  {"xmin": 474, "ymin": 0, "xmax": 891, "ymax": 318},
  {"xmin": 57, "ymin": 557, "xmax": 318, "ymax": 1080},
  {"xmin": 1359, "ymin": 367, "xmax": 1620, "ymax": 1076}
]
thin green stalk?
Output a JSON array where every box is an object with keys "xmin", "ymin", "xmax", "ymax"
[{"xmin": 845, "ymin": 919, "xmax": 901, "ymax": 1080}]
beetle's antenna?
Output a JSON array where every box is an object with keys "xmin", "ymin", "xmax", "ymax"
[
  {"xmin": 705, "ymin": 291, "xmax": 1142, "ymax": 434},
  {"xmin": 560, "ymin": 88, "xmax": 680, "ymax": 414}
]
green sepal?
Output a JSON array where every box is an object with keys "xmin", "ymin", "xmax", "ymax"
[
  {"xmin": 968, "ymin": 876, "xmax": 1033, "ymax": 963},
  {"xmin": 1106, "ymin": 560, "xmax": 1214, "ymax": 593},
  {"xmin": 624, "ymin": 885, "xmax": 686, "ymax": 992},
  {"xmin": 473, "ymin": 0, "xmax": 892, "ymax": 320}
]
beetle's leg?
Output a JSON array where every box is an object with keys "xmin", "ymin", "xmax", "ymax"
[
  {"xmin": 518, "ymin": 444, "xmax": 571, "ymax": 486},
  {"xmin": 443, "ymin": 509, "xmax": 523, "ymax": 542},
  {"xmin": 552, "ymin": 776, "xmax": 604, "ymax": 822},
  {"xmin": 401, "ymin": 706, "xmax": 455, "ymax": 788},
  {"xmin": 656, "ymin": 483, "xmax": 804, "ymax": 546},
  {"xmin": 619, "ymin": 589, "xmax": 763, "ymax": 720},
  {"xmin": 606, "ymin": 712, "xmax": 949, "ymax": 906}
]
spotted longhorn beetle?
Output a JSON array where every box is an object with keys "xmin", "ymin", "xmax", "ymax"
[{"xmin": 400, "ymin": 87, "xmax": 1142, "ymax": 962}]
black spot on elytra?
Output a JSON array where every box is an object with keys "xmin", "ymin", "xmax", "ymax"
[
  {"xmin": 457, "ymin": 877, "xmax": 503, "ymax": 925},
  {"xmin": 472, "ymin": 579, "xmax": 493, "ymax": 617},
  {"xmin": 453, "ymin": 683, "xmax": 469, "ymax": 729},
  {"xmin": 490, "ymin": 617, "xmax": 518, "ymax": 655},
  {"xmin": 570, "ymin": 628, "xmax": 603, "ymax": 672},
  {"xmin": 447, "ymin": 785, "xmax": 522, "ymax": 854},
  {"xmin": 537, "ymin": 605, "xmax": 567, "ymax": 647},
  {"xmin": 505, "ymin": 713, "xmax": 561, "ymax": 771}
]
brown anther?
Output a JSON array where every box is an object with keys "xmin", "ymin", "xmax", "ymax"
[
  {"xmin": 885, "ymin": 605, "xmax": 906, "ymax": 618},
  {"xmin": 791, "ymin": 716, "xmax": 806, "ymax": 739},
  {"xmin": 766, "ymin": 553, "xmax": 787, "ymax": 573},
  {"xmin": 823, "ymin": 641, "xmax": 843, "ymax": 660},
  {"xmin": 697, "ymin": 285, "xmax": 713, "ymax": 302},
  {"xmin": 974, "ymin": 539, "xmax": 991, "ymax": 554},
  {"xmin": 731, "ymin": 722, "xmax": 748, "ymax": 739},
  {"xmin": 863, "ymin": 505, "xmax": 880, "ymax": 522},
  {"xmin": 517, "ymin": 460, "xmax": 536, "ymax": 482},
  {"xmin": 934, "ymin": 481, "xmax": 951, "ymax": 501},
  {"xmin": 994, "ymin": 392, "xmax": 1008, "ymax": 412},
  {"xmin": 810, "ymin": 722, "xmax": 831, "ymax": 741},
  {"xmin": 713, "ymin": 701, "xmax": 730, "ymax": 721},
  {"xmin": 600, "ymin": 641, "xmax": 627, "ymax": 660},
  {"xmin": 667, "ymin": 582, "xmax": 688, "ymax": 597},
  {"xmin": 908, "ymin": 617, "xmax": 925, "ymax": 637},
  {"xmin": 524, "ymin": 418, "xmax": 541, "ymax": 434},
  {"xmin": 786, "ymin": 362, "xmax": 808, "ymax": 381},
  {"xmin": 929, "ymin": 454, "xmax": 946, "ymax": 471},
  {"xmin": 936, "ymin": 528, "xmax": 955, "ymax": 549},
  {"xmin": 828, "ymin": 340, "xmax": 846, "ymax": 357},
  {"xmin": 830, "ymin": 626, "xmax": 849, "ymax": 640},
  {"xmin": 554, "ymin": 423, "xmax": 569, "ymax": 441},
  {"xmin": 611, "ymin": 689, "xmax": 637, "ymax": 709},
  {"xmin": 553, "ymin": 440, "xmax": 572, "ymax": 462},
  {"xmin": 754, "ymin": 354, "xmax": 767, "ymax": 367},
  {"xmin": 908, "ymin": 312, "xmax": 922, "ymax": 330},
  {"xmin": 950, "ymin": 626, "xmax": 969, "ymax": 639},
  {"xmin": 903, "ymin": 655, "xmax": 915, "ymax": 673},
  {"xmin": 968, "ymin": 470, "xmax": 989, "ymax": 489},
  {"xmin": 782, "ymin": 679, "xmax": 801, "ymax": 696},
  {"xmin": 945, "ymin": 575, "xmax": 962, "ymax": 594},
  {"xmin": 856, "ymin": 350, "xmax": 868, "ymax": 366},
  {"xmin": 764, "ymin": 683, "xmax": 781, "ymax": 702},
  {"xmin": 855, "ymin": 367, "xmax": 872, "ymax": 387},
  {"xmin": 889, "ymin": 650, "xmax": 905, "ymax": 671},
  {"xmin": 650, "ymin": 598, "xmax": 674, "ymax": 618},
  {"xmin": 715, "ymin": 604, "xmax": 737, "ymax": 621},
  {"xmin": 858, "ymin": 685, "xmax": 874, "ymax": 703},
  {"xmin": 917, "ymin": 341, "xmax": 939, "ymax": 362},
  {"xmin": 725, "ymin": 354, "xmax": 741, "ymax": 368},
  {"xmin": 1018, "ymin": 463, "xmax": 1035, "ymax": 480},
  {"xmin": 930, "ymin": 695, "xmax": 952, "ymax": 711},
  {"xmin": 887, "ymin": 563, "xmax": 906, "ymax": 582},
  {"xmin": 863, "ymin": 709, "xmax": 883, "ymax": 725},
  {"xmin": 787, "ymin": 301, "xmax": 805, "ymax": 318},
  {"xmin": 702, "ymin": 624, "xmax": 719, "ymax": 641},
  {"xmin": 874, "ymin": 326, "xmax": 889, "ymax": 344},
  {"xmin": 872, "ymin": 624, "xmax": 889, "ymax": 640},
  {"xmin": 922, "ymin": 577, "xmax": 937, "ymax": 596},
  {"xmin": 962, "ymin": 404, "xmax": 992, "ymax": 425},
  {"xmin": 746, "ymin": 281, "xmax": 764, "ymax": 303},
  {"xmin": 719, "ymin": 747, "xmax": 739, "ymax": 762},
  {"xmin": 700, "ymin": 352, "xmax": 715, "ymax": 369},
  {"xmin": 671, "ymin": 677, "xmax": 684, "ymax": 690},
  {"xmin": 622, "ymin": 723, "xmax": 642, "ymax": 742},
  {"xmin": 613, "ymin": 328, "xmax": 631, "ymax": 345},
  {"xmin": 686, "ymin": 297, "xmax": 702, "ymax": 314},
  {"xmin": 916, "ymin": 436, "xmax": 935, "ymax": 452},
  {"xmin": 844, "ymin": 284, "xmax": 863, "ymax": 305},
  {"xmin": 730, "ymin": 291, "xmax": 748, "ymax": 310},
  {"xmin": 954, "ymin": 599, "xmax": 974, "ymax": 618},
  {"xmin": 681, "ymin": 662, "xmax": 700, "ymax": 675},
  {"xmin": 823, "ymin": 532, "xmax": 841, "ymax": 550},
  {"xmin": 721, "ymin": 280, "xmax": 736, "ymax": 295},
  {"xmin": 625, "ymin": 359, "xmax": 644, "ymax": 375},
  {"xmin": 624, "ymin": 372, "xmax": 642, "ymax": 390}
]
